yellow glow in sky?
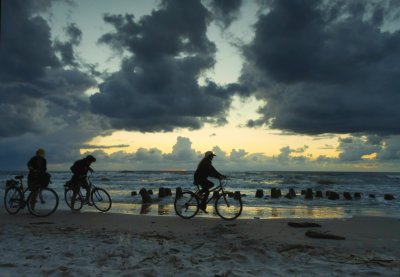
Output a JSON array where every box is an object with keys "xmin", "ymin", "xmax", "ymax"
[{"xmin": 82, "ymin": 96, "xmax": 340, "ymax": 159}]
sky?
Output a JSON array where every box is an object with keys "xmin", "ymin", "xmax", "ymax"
[{"xmin": 1, "ymin": 0, "xmax": 400, "ymax": 172}]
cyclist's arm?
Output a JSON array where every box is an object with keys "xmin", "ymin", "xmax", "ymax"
[{"xmin": 208, "ymin": 165, "xmax": 225, "ymax": 179}]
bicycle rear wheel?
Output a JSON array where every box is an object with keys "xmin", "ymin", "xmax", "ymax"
[
  {"xmin": 91, "ymin": 188, "xmax": 112, "ymax": 212},
  {"xmin": 27, "ymin": 188, "xmax": 59, "ymax": 217},
  {"xmin": 64, "ymin": 188, "xmax": 83, "ymax": 211},
  {"xmin": 215, "ymin": 193, "xmax": 242, "ymax": 220},
  {"xmin": 174, "ymin": 191, "xmax": 199, "ymax": 219},
  {"xmin": 4, "ymin": 187, "xmax": 23, "ymax": 214}
]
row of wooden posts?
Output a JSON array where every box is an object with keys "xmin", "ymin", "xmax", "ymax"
[
  {"xmin": 255, "ymin": 188, "xmax": 396, "ymax": 201},
  {"xmin": 132, "ymin": 187, "xmax": 242, "ymax": 204},
  {"xmin": 131, "ymin": 187, "xmax": 396, "ymax": 204}
]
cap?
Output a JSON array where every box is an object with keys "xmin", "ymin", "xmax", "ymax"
[
  {"xmin": 86, "ymin": 155, "xmax": 96, "ymax": 162},
  {"xmin": 204, "ymin": 151, "xmax": 216, "ymax": 158},
  {"xmin": 36, "ymin": 148, "xmax": 45, "ymax": 156}
]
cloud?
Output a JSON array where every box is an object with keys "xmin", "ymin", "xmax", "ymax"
[
  {"xmin": 79, "ymin": 136, "xmax": 337, "ymax": 171},
  {"xmin": 335, "ymin": 134, "xmax": 400, "ymax": 163},
  {"xmin": 90, "ymin": 0, "xmax": 244, "ymax": 132},
  {"xmin": 53, "ymin": 23, "xmax": 83, "ymax": 66},
  {"xmin": 0, "ymin": 0, "xmax": 107, "ymax": 169},
  {"xmin": 81, "ymin": 144, "xmax": 130, "ymax": 149},
  {"xmin": 208, "ymin": 0, "xmax": 243, "ymax": 29},
  {"xmin": 241, "ymin": 0, "xmax": 400, "ymax": 135},
  {"xmin": 337, "ymin": 136, "xmax": 381, "ymax": 162}
]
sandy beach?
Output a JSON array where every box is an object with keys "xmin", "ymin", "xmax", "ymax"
[
  {"xmin": 0, "ymin": 211, "xmax": 400, "ymax": 276},
  {"xmin": 0, "ymin": 211, "xmax": 399, "ymax": 277}
]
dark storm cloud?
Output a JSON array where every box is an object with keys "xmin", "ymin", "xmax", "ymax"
[
  {"xmin": 335, "ymin": 134, "xmax": 400, "ymax": 163},
  {"xmin": 0, "ymin": 1, "xmax": 59, "ymax": 83},
  {"xmin": 0, "ymin": 0, "xmax": 97, "ymax": 137},
  {"xmin": 91, "ymin": 0, "xmax": 242, "ymax": 132},
  {"xmin": 242, "ymin": 0, "xmax": 400, "ymax": 135},
  {"xmin": 53, "ymin": 23, "xmax": 83, "ymax": 66},
  {"xmin": 0, "ymin": 0, "xmax": 104, "ymax": 169},
  {"xmin": 209, "ymin": 0, "xmax": 243, "ymax": 29}
]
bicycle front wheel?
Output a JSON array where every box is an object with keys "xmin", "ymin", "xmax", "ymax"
[
  {"xmin": 4, "ymin": 187, "xmax": 23, "ymax": 214},
  {"xmin": 215, "ymin": 193, "xmax": 242, "ymax": 220},
  {"xmin": 27, "ymin": 188, "xmax": 59, "ymax": 217},
  {"xmin": 64, "ymin": 188, "xmax": 83, "ymax": 211},
  {"xmin": 174, "ymin": 191, "xmax": 199, "ymax": 219},
  {"xmin": 91, "ymin": 188, "xmax": 112, "ymax": 212}
]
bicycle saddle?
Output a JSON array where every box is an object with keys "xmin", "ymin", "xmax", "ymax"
[{"xmin": 14, "ymin": 175, "xmax": 24, "ymax": 180}]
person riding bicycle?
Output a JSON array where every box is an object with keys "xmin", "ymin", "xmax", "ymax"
[
  {"xmin": 27, "ymin": 148, "xmax": 51, "ymax": 209},
  {"xmin": 69, "ymin": 155, "xmax": 96, "ymax": 208},
  {"xmin": 194, "ymin": 151, "xmax": 226, "ymax": 213}
]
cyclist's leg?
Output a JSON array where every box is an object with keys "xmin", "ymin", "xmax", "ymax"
[
  {"xmin": 81, "ymin": 179, "xmax": 90, "ymax": 203},
  {"xmin": 199, "ymin": 180, "xmax": 214, "ymax": 211},
  {"xmin": 71, "ymin": 185, "xmax": 79, "ymax": 209},
  {"xmin": 28, "ymin": 176, "xmax": 39, "ymax": 209}
]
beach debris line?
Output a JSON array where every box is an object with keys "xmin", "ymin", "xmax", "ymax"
[
  {"xmin": 278, "ymin": 244, "xmax": 316, "ymax": 253},
  {"xmin": 305, "ymin": 230, "xmax": 346, "ymax": 240},
  {"xmin": 288, "ymin": 222, "xmax": 322, "ymax": 228}
]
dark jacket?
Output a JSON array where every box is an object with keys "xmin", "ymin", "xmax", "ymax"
[
  {"xmin": 70, "ymin": 158, "xmax": 93, "ymax": 177},
  {"xmin": 27, "ymin": 156, "xmax": 47, "ymax": 173},
  {"xmin": 27, "ymin": 156, "xmax": 49, "ymax": 187},
  {"xmin": 194, "ymin": 158, "xmax": 223, "ymax": 184}
]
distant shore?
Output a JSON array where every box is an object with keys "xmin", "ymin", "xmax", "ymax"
[{"xmin": 1, "ymin": 211, "xmax": 399, "ymax": 276}]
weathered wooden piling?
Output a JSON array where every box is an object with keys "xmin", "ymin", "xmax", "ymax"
[
  {"xmin": 175, "ymin": 187, "xmax": 183, "ymax": 199},
  {"xmin": 158, "ymin": 187, "xmax": 166, "ymax": 198},
  {"xmin": 139, "ymin": 188, "xmax": 152, "ymax": 204},
  {"xmin": 343, "ymin": 192, "xmax": 353, "ymax": 200},
  {"xmin": 305, "ymin": 188, "xmax": 313, "ymax": 200},
  {"xmin": 327, "ymin": 191, "xmax": 339, "ymax": 200},
  {"xmin": 234, "ymin": 191, "xmax": 241, "ymax": 200},
  {"xmin": 384, "ymin": 194, "xmax": 395, "ymax": 200},
  {"xmin": 255, "ymin": 189, "xmax": 264, "ymax": 198},
  {"xmin": 271, "ymin": 188, "xmax": 280, "ymax": 198}
]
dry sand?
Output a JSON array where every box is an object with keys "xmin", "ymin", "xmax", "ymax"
[{"xmin": 0, "ymin": 211, "xmax": 399, "ymax": 276}]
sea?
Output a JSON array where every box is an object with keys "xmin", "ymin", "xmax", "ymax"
[{"xmin": 1, "ymin": 171, "xmax": 399, "ymax": 219}]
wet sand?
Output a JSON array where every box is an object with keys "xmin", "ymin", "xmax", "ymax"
[{"xmin": 0, "ymin": 211, "xmax": 399, "ymax": 276}]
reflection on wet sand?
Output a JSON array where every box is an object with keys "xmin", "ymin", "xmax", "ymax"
[
  {"xmin": 158, "ymin": 204, "xmax": 170, "ymax": 215},
  {"xmin": 102, "ymin": 202, "xmax": 394, "ymax": 219},
  {"xmin": 140, "ymin": 204, "xmax": 152, "ymax": 215},
  {"xmin": 244, "ymin": 205, "xmax": 347, "ymax": 219}
]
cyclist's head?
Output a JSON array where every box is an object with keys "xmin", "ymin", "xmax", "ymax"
[
  {"xmin": 36, "ymin": 148, "xmax": 45, "ymax": 157},
  {"xmin": 204, "ymin": 151, "xmax": 216, "ymax": 159},
  {"xmin": 86, "ymin": 155, "xmax": 96, "ymax": 163}
]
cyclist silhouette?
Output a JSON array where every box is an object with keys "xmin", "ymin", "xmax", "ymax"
[
  {"xmin": 69, "ymin": 155, "xmax": 96, "ymax": 208},
  {"xmin": 27, "ymin": 148, "xmax": 51, "ymax": 209},
  {"xmin": 194, "ymin": 151, "xmax": 226, "ymax": 213}
]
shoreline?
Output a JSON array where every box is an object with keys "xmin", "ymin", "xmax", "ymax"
[{"xmin": 1, "ymin": 211, "xmax": 400, "ymax": 276}]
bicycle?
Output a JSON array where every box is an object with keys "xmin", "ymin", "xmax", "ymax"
[
  {"xmin": 64, "ymin": 174, "xmax": 112, "ymax": 212},
  {"xmin": 4, "ymin": 175, "xmax": 59, "ymax": 217},
  {"xmin": 174, "ymin": 179, "xmax": 243, "ymax": 220}
]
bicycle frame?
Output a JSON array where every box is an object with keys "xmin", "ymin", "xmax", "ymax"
[
  {"xmin": 194, "ymin": 179, "xmax": 228, "ymax": 204},
  {"xmin": 7, "ymin": 177, "xmax": 46, "ymax": 208}
]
